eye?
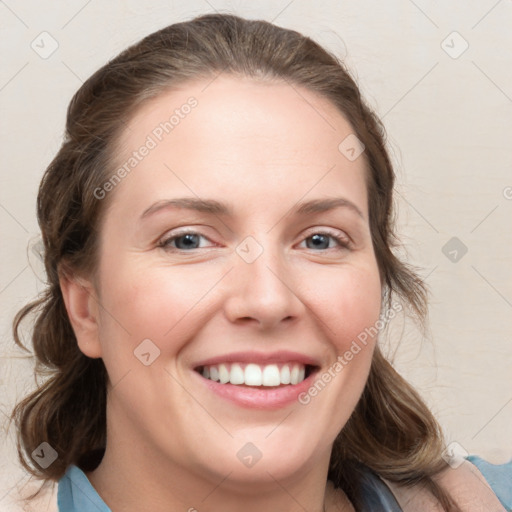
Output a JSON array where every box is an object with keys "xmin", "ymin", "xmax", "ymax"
[
  {"xmin": 158, "ymin": 230, "xmax": 214, "ymax": 251},
  {"xmin": 299, "ymin": 231, "xmax": 351, "ymax": 251},
  {"xmin": 158, "ymin": 229, "xmax": 351, "ymax": 252}
]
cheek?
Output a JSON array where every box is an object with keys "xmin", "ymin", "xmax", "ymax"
[
  {"xmin": 301, "ymin": 263, "xmax": 382, "ymax": 353},
  {"xmin": 94, "ymin": 259, "xmax": 222, "ymax": 363},
  {"xmin": 290, "ymin": 265, "xmax": 382, "ymax": 449},
  {"xmin": 336, "ymin": 274, "xmax": 382, "ymax": 349}
]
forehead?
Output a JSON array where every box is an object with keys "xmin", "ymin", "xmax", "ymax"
[{"xmin": 109, "ymin": 74, "xmax": 368, "ymax": 219}]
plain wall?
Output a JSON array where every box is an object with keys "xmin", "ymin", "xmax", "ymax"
[{"xmin": 1, "ymin": 0, "xmax": 511, "ymax": 509}]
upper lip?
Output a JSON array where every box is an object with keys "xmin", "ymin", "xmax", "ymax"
[{"xmin": 192, "ymin": 350, "xmax": 321, "ymax": 369}]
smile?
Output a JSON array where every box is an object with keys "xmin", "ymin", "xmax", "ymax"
[{"xmin": 197, "ymin": 362, "xmax": 313, "ymax": 387}]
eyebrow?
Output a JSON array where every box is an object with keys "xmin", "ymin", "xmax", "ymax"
[{"xmin": 140, "ymin": 197, "xmax": 365, "ymax": 220}]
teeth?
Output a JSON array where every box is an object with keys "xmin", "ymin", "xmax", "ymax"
[
  {"xmin": 229, "ymin": 363, "xmax": 244, "ymax": 385},
  {"xmin": 219, "ymin": 364, "xmax": 230, "ymax": 384},
  {"xmin": 245, "ymin": 364, "xmax": 262, "ymax": 386},
  {"xmin": 199, "ymin": 362, "xmax": 308, "ymax": 387},
  {"xmin": 262, "ymin": 364, "xmax": 280, "ymax": 386},
  {"xmin": 290, "ymin": 365, "xmax": 300, "ymax": 385},
  {"xmin": 280, "ymin": 365, "xmax": 291, "ymax": 384},
  {"xmin": 210, "ymin": 366, "xmax": 219, "ymax": 382}
]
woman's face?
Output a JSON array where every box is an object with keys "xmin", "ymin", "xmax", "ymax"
[{"xmin": 83, "ymin": 75, "xmax": 382, "ymax": 485}]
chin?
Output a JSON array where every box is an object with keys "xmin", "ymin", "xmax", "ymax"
[{"xmin": 194, "ymin": 433, "xmax": 322, "ymax": 486}]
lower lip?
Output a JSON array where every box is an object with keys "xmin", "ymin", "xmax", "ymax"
[{"xmin": 192, "ymin": 370, "xmax": 318, "ymax": 410}]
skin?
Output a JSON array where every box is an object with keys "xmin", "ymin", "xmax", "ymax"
[{"xmin": 59, "ymin": 75, "xmax": 505, "ymax": 512}]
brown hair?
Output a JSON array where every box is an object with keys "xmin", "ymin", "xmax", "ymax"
[{"xmin": 11, "ymin": 13, "xmax": 458, "ymax": 510}]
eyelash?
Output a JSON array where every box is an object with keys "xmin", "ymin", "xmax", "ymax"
[{"xmin": 157, "ymin": 229, "xmax": 352, "ymax": 252}]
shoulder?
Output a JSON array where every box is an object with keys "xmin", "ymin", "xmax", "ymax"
[
  {"xmin": 464, "ymin": 455, "xmax": 512, "ymax": 510},
  {"xmin": 383, "ymin": 456, "xmax": 510, "ymax": 512}
]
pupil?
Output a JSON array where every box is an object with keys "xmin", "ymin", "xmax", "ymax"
[
  {"xmin": 309, "ymin": 234, "xmax": 328, "ymax": 249},
  {"xmin": 177, "ymin": 234, "xmax": 199, "ymax": 249}
]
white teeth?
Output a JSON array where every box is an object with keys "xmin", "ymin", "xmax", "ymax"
[
  {"xmin": 280, "ymin": 365, "xmax": 291, "ymax": 384},
  {"xmin": 262, "ymin": 364, "xmax": 281, "ymax": 386},
  {"xmin": 229, "ymin": 363, "xmax": 244, "ymax": 385},
  {"xmin": 210, "ymin": 366, "xmax": 219, "ymax": 382},
  {"xmin": 219, "ymin": 363, "xmax": 230, "ymax": 384},
  {"xmin": 199, "ymin": 362, "xmax": 308, "ymax": 387},
  {"xmin": 245, "ymin": 364, "xmax": 262, "ymax": 386},
  {"xmin": 290, "ymin": 365, "xmax": 300, "ymax": 385}
]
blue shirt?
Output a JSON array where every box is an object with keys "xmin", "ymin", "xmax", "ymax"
[
  {"xmin": 58, "ymin": 465, "xmax": 110, "ymax": 512},
  {"xmin": 57, "ymin": 455, "xmax": 512, "ymax": 511}
]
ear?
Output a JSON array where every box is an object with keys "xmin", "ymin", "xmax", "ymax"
[{"xmin": 59, "ymin": 266, "xmax": 103, "ymax": 359}]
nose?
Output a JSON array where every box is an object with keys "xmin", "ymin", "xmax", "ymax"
[{"xmin": 223, "ymin": 237, "xmax": 305, "ymax": 330}]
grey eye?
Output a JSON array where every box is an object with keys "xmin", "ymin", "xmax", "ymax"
[{"xmin": 305, "ymin": 234, "xmax": 331, "ymax": 250}]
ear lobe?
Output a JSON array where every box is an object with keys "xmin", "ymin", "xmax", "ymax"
[{"xmin": 59, "ymin": 268, "xmax": 102, "ymax": 359}]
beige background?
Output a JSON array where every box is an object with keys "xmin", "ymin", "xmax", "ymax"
[{"xmin": 1, "ymin": 0, "xmax": 511, "ymax": 510}]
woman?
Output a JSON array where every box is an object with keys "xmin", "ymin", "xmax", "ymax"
[{"xmin": 11, "ymin": 13, "xmax": 511, "ymax": 511}]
